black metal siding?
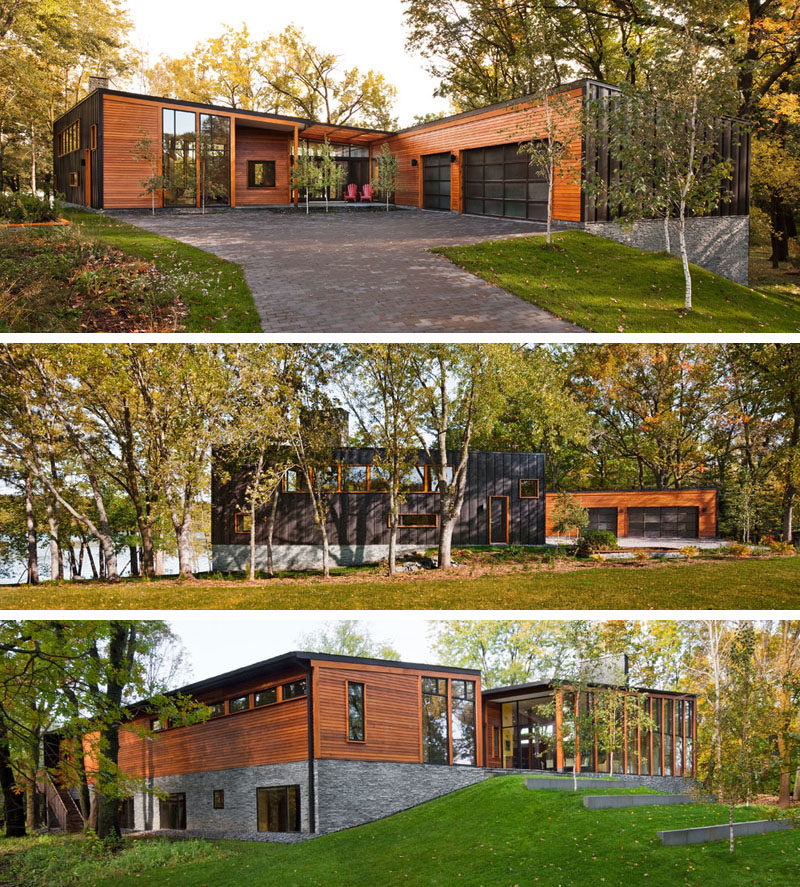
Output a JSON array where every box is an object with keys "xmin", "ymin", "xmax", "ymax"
[{"xmin": 53, "ymin": 92, "xmax": 102, "ymax": 208}]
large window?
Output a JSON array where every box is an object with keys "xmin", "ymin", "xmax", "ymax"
[
  {"xmin": 163, "ymin": 109, "xmax": 197, "ymax": 206},
  {"xmin": 664, "ymin": 698, "xmax": 674, "ymax": 776},
  {"xmin": 57, "ymin": 120, "xmax": 80, "ymax": 157},
  {"xmin": 159, "ymin": 793, "xmax": 186, "ymax": 829},
  {"xmin": 341, "ymin": 465, "xmax": 368, "ymax": 492},
  {"xmin": 398, "ymin": 465, "xmax": 428, "ymax": 493},
  {"xmin": 199, "ymin": 114, "xmax": 230, "ymax": 206},
  {"xmin": 347, "ymin": 681, "xmax": 365, "ymax": 741},
  {"xmin": 421, "ymin": 677, "xmax": 449, "ymax": 764},
  {"xmin": 256, "ymin": 785, "xmax": 300, "ymax": 833},
  {"xmin": 451, "ymin": 680, "xmax": 476, "ymax": 765},
  {"xmin": 248, "ymin": 160, "xmax": 276, "ymax": 188},
  {"xmin": 652, "ymin": 698, "xmax": 663, "ymax": 776}
]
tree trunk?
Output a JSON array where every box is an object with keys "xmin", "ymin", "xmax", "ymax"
[
  {"xmin": 0, "ymin": 719, "xmax": 26, "ymax": 837},
  {"xmin": 172, "ymin": 504, "xmax": 194, "ymax": 577},
  {"xmin": 45, "ymin": 497, "xmax": 63, "ymax": 581},
  {"xmin": 729, "ymin": 803, "xmax": 735, "ymax": 853},
  {"xmin": 140, "ymin": 521, "xmax": 155, "ymax": 578},
  {"xmin": 249, "ymin": 496, "xmax": 258, "ymax": 581},
  {"xmin": 25, "ymin": 473, "xmax": 39, "ymax": 585},
  {"xmin": 388, "ymin": 488, "xmax": 398, "ymax": 576},
  {"xmin": 321, "ymin": 528, "xmax": 330, "ymax": 579},
  {"xmin": 129, "ymin": 544, "xmax": 139, "ymax": 577},
  {"xmin": 793, "ymin": 766, "xmax": 800, "ymax": 802},
  {"xmin": 782, "ymin": 413, "xmax": 799, "ymax": 541},
  {"xmin": 438, "ymin": 517, "xmax": 455, "ymax": 569},
  {"xmin": 573, "ymin": 762, "xmax": 578, "ymax": 791},
  {"xmin": 679, "ymin": 207, "xmax": 692, "ymax": 310},
  {"xmin": 265, "ymin": 486, "xmax": 279, "ymax": 579},
  {"xmin": 663, "ymin": 212, "xmax": 671, "ymax": 253},
  {"xmin": 30, "ymin": 123, "xmax": 36, "ymax": 193}
]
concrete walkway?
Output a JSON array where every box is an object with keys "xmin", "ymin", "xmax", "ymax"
[{"xmin": 113, "ymin": 208, "xmax": 585, "ymax": 333}]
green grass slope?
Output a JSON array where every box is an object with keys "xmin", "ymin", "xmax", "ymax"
[
  {"xmin": 63, "ymin": 209, "xmax": 261, "ymax": 331},
  {"xmin": 5, "ymin": 556, "xmax": 800, "ymax": 610},
  {"xmin": 435, "ymin": 231, "xmax": 800, "ymax": 332},
  {"xmin": 87, "ymin": 778, "xmax": 798, "ymax": 887}
]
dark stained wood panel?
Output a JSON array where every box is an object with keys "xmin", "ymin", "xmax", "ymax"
[{"xmin": 53, "ymin": 91, "xmax": 101, "ymax": 208}]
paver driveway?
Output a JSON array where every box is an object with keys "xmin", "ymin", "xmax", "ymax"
[{"xmin": 115, "ymin": 208, "xmax": 585, "ymax": 333}]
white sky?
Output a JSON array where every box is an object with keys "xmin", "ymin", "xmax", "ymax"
[
  {"xmin": 125, "ymin": 0, "xmax": 450, "ymax": 126},
  {"xmin": 167, "ymin": 615, "xmax": 443, "ymax": 685}
]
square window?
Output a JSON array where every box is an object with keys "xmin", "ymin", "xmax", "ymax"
[
  {"xmin": 519, "ymin": 479, "xmax": 540, "ymax": 498},
  {"xmin": 234, "ymin": 513, "xmax": 252, "ymax": 534},
  {"xmin": 150, "ymin": 718, "xmax": 163, "ymax": 732},
  {"xmin": 229, "ymin": 695, "xmax": 250, "ymax": 713},
  {"xmin": 254, "ymin": 687, "xmax": 278, "ymax": 707},
  {"xmin": 256, "ymin": 785, "xmax": 300, "ymax": 832},
  {"xmin": 213, "ymin": 789, "xmax": 224, "ymax": 809},
  {"xmin": 248, "ymin": 160, "xmax": 276, "ymax": 188},
  {"xmin": 340, "ymin": 465, "xmax": 368, "ymax": 492}
]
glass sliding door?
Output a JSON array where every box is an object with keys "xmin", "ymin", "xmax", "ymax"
[
  {"xmin": 199, "ymin": 114, "xmax": 231, "ymax": 206},
  {"xmin": 162, "ymin": 109, "xmax": 197, "ymax": 206}
]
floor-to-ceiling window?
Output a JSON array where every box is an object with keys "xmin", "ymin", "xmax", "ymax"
[
  {"xmin": 500, "ymin": 695, "xmax": 556, "ymax": 770},
  {"xmin": 421, "ymin": 677, "xmax": 477, "ymax": 765},
  {"xmin": 451, "ymin": 680, "xmax": 476, "ymax": 765},
  {"xmin": 199, "ymin": 114, "xmax": 230, "ymax": 206},
  {"xmin": 421, "ymin": 678, "xmax": 449, "ymax": 764},
  {"xmin": 162, "ymin": 109, "xmax": 197, "ymax": 206}
]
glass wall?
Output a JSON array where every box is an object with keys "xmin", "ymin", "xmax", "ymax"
[
  {"xmin": 652, "ymin": 698, "xmax": 663, "ymax": 775},
  {"xmin": 664, "ymin": 699, "xmax": 674, "ymax": 776},
  {"xmin": 501, "ymin": 696, "xmax": 556, "ymax": 770},
  {"xmin": 451, "ymin": 680, "xmax": 476, "ymax": 765},
  {"xmin": 162, "ymin": 109, "xmax": 197, "ymax": 206},
  {"xmin": 199, "ymin": 114, "xmax": 230, "ymax": 206},
  {"xmin": 421, "ymin": 678, "xmax": 449, "ymax": 764}
]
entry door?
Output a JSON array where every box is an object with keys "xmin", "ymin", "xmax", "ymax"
[
  {"xmin": 422, "ymin": 152, "xmax": 451, "ymax": 210},
  {"xmin": 489, "ymin": 496, "xmax": 509, "ymax": 544}
]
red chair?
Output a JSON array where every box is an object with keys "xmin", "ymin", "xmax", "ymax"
[
  {"xmin": 359, "ymin": 184, "xmax": 373, "ymax": 202},
  {"xmin": 344, "ymin": 183, "xmax": 358, "ymax": 202}
]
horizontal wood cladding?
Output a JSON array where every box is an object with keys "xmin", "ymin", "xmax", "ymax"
[
  {"xmin": 381, "ymin": 89, "xmax": 583, "ymax": 222},
  {"xmin": 213, "ymin": 449, "xmax": 546, "ymax": 549},
  {"xmin": 545, "ymin": 489, "xmax": 718, "ymax": 537},
  {"xmin": 118, "ymin": 667, "xmax": 308, "ymax": 778},
  {"xmin": 234, "ymin": 126, "xmax": 291, "ymax": 205},
  {"xmin": 312, "ymin": 660, "xmax": 482, "ymax": 765},
  {"xmin": 102, "ymin": 94, "xmax": 162, "ymax": 209}
]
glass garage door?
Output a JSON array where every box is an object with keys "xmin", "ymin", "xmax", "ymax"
[
  {"xmin": 422, "ymin": 152, "xmax": 452, "ymax": 210},
  {"xmin": 587, "ymin": 507, "xmax": 618, "ymax": 534},
  {"xmin": 627, "ymin": 507, "xmax": 699, "ymax": 539},
  {"xmin": 463, "ymin": 143, "xmax": 547, "ymax": 220}
]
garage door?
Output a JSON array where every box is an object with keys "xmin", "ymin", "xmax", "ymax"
[
  {"xmin": 627, "ymin": 507, "xmax": 699, "ymax": 539},
  {"xmin": 463, "ymin": 143, "xmax": 548, "ymax": 220},
  {"xmin": 422, "ymin": 152, "xmax": 451, "ymax": 210},
  {"xmin": 587, "ymin": 507, "xmax": 618, "ymax": 534}
]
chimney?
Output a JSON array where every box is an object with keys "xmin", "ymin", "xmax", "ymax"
[{"xmin": 88, "ymin": 76, "xmax": 110, "ymax": 92}]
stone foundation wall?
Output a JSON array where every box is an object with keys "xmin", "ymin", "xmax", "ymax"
[
  {"xmin": 212, "ymin": 543, "xmax": 419, "ymax": 571},
  {"xmin": 585, "ymin": 215, "xmax": 749, "ymax": 285},
  {"xmin": 314, "ymin": 760, "xmax": 493, "ymax": 833},
  {"xmin": 131, "ymin": 760, "xmax": 310, "ymax": 837}
]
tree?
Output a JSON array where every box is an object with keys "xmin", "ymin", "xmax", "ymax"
[
  {"xmin": 371, "ymin": 143, "xmax": 398, "ymax": 211},
  {"xmin": 130, "ymin": 129, "xmax": 163, "ymax": 215},
  {"xmin": 316, "ymin": 139, "xmax": 345, "ymax": 212},
  {"xmin": 549, "ymin": 492, "xmax": 588, "ymax": 537},
  {"xmin": 291, "ymin": 145, "xmax": 320, "ymax": 213},
  {"xmin": 297, "ymin": 620, "xmax": 400, "ymax": 660}
]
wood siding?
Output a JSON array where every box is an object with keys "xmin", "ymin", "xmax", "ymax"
[
  {"xmin": 117, "ymin": 667, "xmax": 308, "ymax": 778},
  {"xmin": 53, "ymin": 91, "xmax": 101, "ymax": 208},
  {"xmin": 380, "ymin": 89, "xmax": 583, "ymax": 222},
  {"xmin": 313, "ymin": 660, "xmax": 482, "ymax": 766},
  {"xmin": 545, "ymin": 489, "xmax": 718, "ymax": 537},
  {"xmin": 213, "ymin": 449, "xmax": 546, "ymax": 549},
  {"xmin": 102, "ymin": 94, "xmax": 162, "ymax": 209},
  {"xmin": 234, "ymin": 126, "xmax": 291, "ymax": 205}
]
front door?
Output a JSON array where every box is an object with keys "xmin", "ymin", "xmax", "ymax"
[
  {"xmin": 489, "ymin": 496, "xmax": 508, "ymax": 544},
  {"xmin": 422, "ymin": 152, "xmax": 451, "ymax": 210}
]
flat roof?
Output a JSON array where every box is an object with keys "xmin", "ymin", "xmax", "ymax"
[{"xmin": 482, "ymin": 679, "xmax": 696, "ymax": 700}]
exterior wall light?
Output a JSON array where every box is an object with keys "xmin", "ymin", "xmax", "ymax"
[
  {"xmin": 450, "ymin": 154, "xmax": 457, "ymax": 163},
  {"xmin": 411, "ymin": 158, "xmax": 418, "ymax": 166}
]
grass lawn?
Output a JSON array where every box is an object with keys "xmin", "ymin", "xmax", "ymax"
[
  {"xmin": 4, "ymin": 555, "xmax": 799, "ymax": 610},
  {"xmin": 0, "ymin": 210, "xmax": 260, "ymax": 332},
  {"xmin": 5, "ymin": 778, "xmax": 796, "ymax": 887},
  {"xmin": 434, "ymin": 230, "xmax": 800, "ymax": 332}
]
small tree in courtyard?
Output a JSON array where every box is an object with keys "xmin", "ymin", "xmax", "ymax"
[
  {"xmin": 549, "ymin": 491, "xmax": 588, "ymax": 538},
  {"xmin": 130, "ymin": 129, "xmax": 164, "ymax": 215},
  {"xmin": 291, "ymin": 145, "xmax": 320, "ymax": 214},
  {"xmin": 317, "ymin": 139, "xmax": 346, "ymax": 212},
  {"xmin": 372, "ymin": 144, "xmax": 398, "ymax": 211}
]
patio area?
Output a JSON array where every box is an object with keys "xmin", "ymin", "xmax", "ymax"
[{"xmin": 112, "ymin": 207, "xmax": 584, "ymax": 333}]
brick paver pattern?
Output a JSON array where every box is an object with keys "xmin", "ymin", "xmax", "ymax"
[{"xmin": 115, "ymin": 208, "xmax": 585, "ymax": 333}]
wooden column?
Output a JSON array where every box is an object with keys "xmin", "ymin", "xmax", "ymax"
[
  {"xmin": 230, "ymin": 116, "xmax": 236, "ymax": 207},
  {"xmin": 293, "ymin": 125, "xmax": 299, "ymax": 205},
  {"xmin": 554, "ymin": 688, "xmax": 564, "ymax": 771}
]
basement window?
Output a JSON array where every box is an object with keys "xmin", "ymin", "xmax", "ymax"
[
  {"xmin": 519, "ymin": 479, "xmax": 540, "ymax": 498},
  {"xmin": 213, "ymin": 790, "xmax": 224, "ymax": 809},
  {"xmin": 248, "ymin": 160, "xmax": 276, "ymax": 188},
  {"xmin": 256, "ymin": 785, "xmax": 300, "ymax": 832}
]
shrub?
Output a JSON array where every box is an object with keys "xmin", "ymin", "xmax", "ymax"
[
  {"xmin": 634, "ymin": 550, "xmax": 650, "ymax": 562},
  {"xmin": 589, "ymin": 553, "xmax": 605, "ymax": 562},
  {"xmin": 0, "ymin": 192, "xmax": 63, "ymax": 223},
  {"xmin": 728, "ymin": 542, "xmax": 752, "ymax": 558},
  {"xmin": 679, "ymin": 545, "xmax": 700, "ymax": 559},
  {"xmin": 768, "ymin": 540, "xmax": 796, "ymax": 555},
  {"xmin": 576, "ymin": 529, "xmax": 618, "ymax": 557}
]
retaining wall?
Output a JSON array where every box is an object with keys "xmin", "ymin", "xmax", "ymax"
[{"xmin": 212, "ymin": 543, "xmax": 418, "ymax": 571}]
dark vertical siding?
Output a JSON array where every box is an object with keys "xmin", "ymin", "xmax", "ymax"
[
  {"xmin": 52, "ymin": 91, "xmax": 102, "ymax": 207},
  {"xmin": 212, "ymin": 448, "xmax": 547, "ymax": 549}
]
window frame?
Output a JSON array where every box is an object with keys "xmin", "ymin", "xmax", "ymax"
[
  {"xmin": 281, "ymin": 678, "xmax": 307, "ymax": 701},
  {"xmin": 213, "ymin": 789, "xmax": 224, "ymax": 810},
  {"xmin": 68, "ymin": 171, "xmax": 80, "ymax": 188},
  {"xmin": 248, "ymin": 159, "xmax": 277, "ymax": 188},
  {"xmin": 339, "ymin": 464, "xmax": 370, "ymax": 493},
  {"xmin": 208, "ymin": 701, "xmax": 225, "ymax": 719},
  {"xmin": 254, "ymin": 686, "xmax": 279, "ymax": 708},
  {"xmin": 256, "ymin": 784, "xmax": 300, "ymax": 833},
  {"xmin": 394, "ymin": 513, "xmax": 439, "ymax": 528},
  {"xmin": 234, "ymin": 512, "xmax": 253, "ymax": 534},
  {"xmin": 282, "ymin": 467, "xmax": 309, "ymax": 494},
  {"xmin": 347, "ymin": 681, "xmax": 366, "ymax": 742},
  {"xmin": 150, "ymin": 717, "xmax": 163, "ymax": 733},
  {"xmin": 229, "ymin": 694, "xmax": 250, "ymax": 714},
  {"xmin": 57, "ymin": 120, "xmax": 80, "ymax": 157},
  {"xmin": 519, "ymin": 478, "xmax": 540, "ymax": 499},
  {"xmin": 90, "ymin": 124, "xmax": 98, "ymax": 150}
]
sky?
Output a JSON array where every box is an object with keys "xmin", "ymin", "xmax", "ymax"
[
  {"xmin": 166, "ymin": 615, "xmax": 445, "ymax": 686},
  {"xmin": 124, "ymin": 0, "xmax": 450, "ymax": 126}
]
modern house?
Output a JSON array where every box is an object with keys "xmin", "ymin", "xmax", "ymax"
[
  {"xmin": 53, "ymin": 78, "xmax": 750, "ymax": 282},
  {"xmin": 48, "ymin": 651, "xmax": 698, "ymax": 838},
  {"xmin": 211, "ymin": 436, "xmax": 719, "ymax": 570},
  {"xmin": 545, "ymin": 489, "xmax": 719, "ymax": 540}
]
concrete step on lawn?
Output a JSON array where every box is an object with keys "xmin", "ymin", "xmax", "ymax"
[
  {"xmin": 583, "ymin": 793, "xmax": 694, "ymax": 809},
  {"xmin": 525, "ymin": 776, "xmax": 621, "ymax": 790},
  {"xmin": 658, "ymin": 818, "xmax": 793, "ymax": 846}
]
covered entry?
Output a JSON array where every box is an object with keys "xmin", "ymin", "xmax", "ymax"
[
  {"xmin": 422, "ymin": 152, "xmax": 452, "ymax": 210},
  {"xmin": 463, "ymin": 142, "xmax": 548, "ymax": 220},
  {"xmin": 627, "ymin": 507, "xmax": 699, "ymax": 539}
]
